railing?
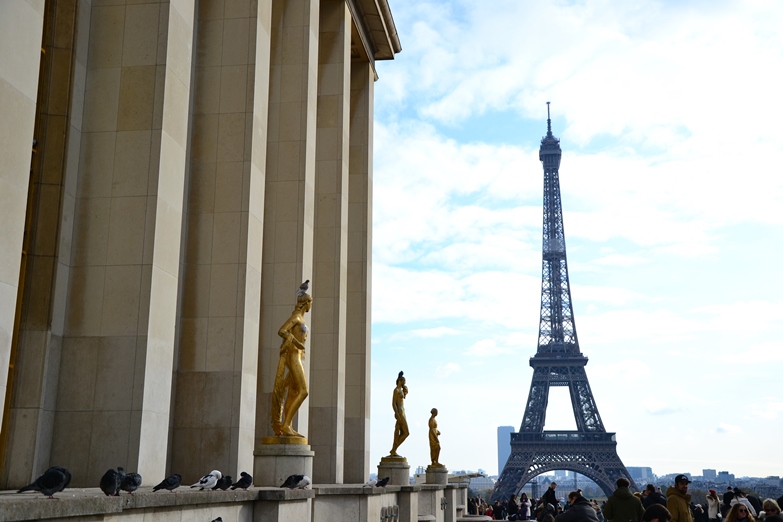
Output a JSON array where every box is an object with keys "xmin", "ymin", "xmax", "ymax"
[{"xmin": 511, "ymin": 431, "xmax": 616, "ymax": 443}]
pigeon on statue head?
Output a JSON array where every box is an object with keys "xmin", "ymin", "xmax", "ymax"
[{"xmin": 297, "ymin": 280, "xmax": 310, "ymax": 297}]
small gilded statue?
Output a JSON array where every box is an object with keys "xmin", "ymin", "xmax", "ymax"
[
  {"xmin": 429, "ymin": 408, "xmax": 442, "ymax": 467},
  {"xmin": 270, "ymin": 280, "xmax": 312, "ymax": 437},
  {"xmin": 388, "ymin": 371, "xmax": 409, "ymax": 457}
]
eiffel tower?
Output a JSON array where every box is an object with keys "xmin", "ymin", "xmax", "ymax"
[{"xmin": 492, "ymin": 104, "xmax": 637, "ymax": 501}]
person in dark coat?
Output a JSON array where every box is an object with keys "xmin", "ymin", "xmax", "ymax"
[
  {"xmin": 605, "ymin": 477, "xmax": 645, "ymax": 522},
  {"xmin": 643, "ymin": 484, "xmax": 668, "ymax": 508},
  {"xmin": 556, "ymin": 490, "xmax": 600, "ymax": 522},
  {"xmin": 541, "ymin": 482, "xmax": 560, "ymax": 509}
]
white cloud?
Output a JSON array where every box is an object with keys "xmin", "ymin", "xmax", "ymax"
[
  {"xmin": 435, "ymin": 362, "xmax": 461, "ymax": 379},
  {"xmin": 465, "ymin": 339, "xmax": 514, "ymax": 357},
  {"xmin": 388, "ymin": 327, "xmax": 463, "ymax": 341}
]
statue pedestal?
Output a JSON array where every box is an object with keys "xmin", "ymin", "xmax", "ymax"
[
  {"xmin": 378, "ymin": 456, "xmax": 410, "ymax": 486},
  {"xmin": 254, "ymin": 439, "xmax": 314, "ymax": 487},
  {"xmin": 425, "ymin": 465, "xmax": 448, "ymax": 485}
]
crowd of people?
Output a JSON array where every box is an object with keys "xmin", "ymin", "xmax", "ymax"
[{"xmin": 472, "ymin": 477, "xmax": 783, "ymax": 522}]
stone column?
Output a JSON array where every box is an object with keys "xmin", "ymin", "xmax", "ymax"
[
  {"xmin": 308, "ymin": 0, "xmax": 350, "ymax": 485},
  {"xmin": 255, "ymin": 0, "xmax": 320, "ymax": 447},
  {"xmin": 47, "ymin": 0, "xmax": 196, "ymax": 485},
  {"xmin": 343, "ymin": 61, "xmax": 374, "ymax": 483},
  {"xmin": 171, "ymin": 0, "xmax": 267, "ymax": 480},
  {"xmin": 0, "ymin": 0, "xmax": 80, "ymax": 488},
  {"xmin": 0, "ymin": 0, "xmax": 45, "ymax": 443}
]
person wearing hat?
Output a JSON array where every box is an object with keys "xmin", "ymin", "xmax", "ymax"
[
  {"xmin": 556, "ymin": 490, "xmax": 600, "ymax": 522},
  {"xmin": 707, "ymin": 489, "xmax": 722, "ymax": 521},
  {"xmin": 604, "ymin": 477, "xmax": 645, "ymax": 522},
  {"xmin": 731, "ymin": 490, "xmax": 757, "ymax": 517},
  {"xmin": 644, "ymin": 484, "xmax": 668, "ymax": 508},
  {"xmin": 666, "ymin": 475, "xmax": 693, "ymax": 522}
]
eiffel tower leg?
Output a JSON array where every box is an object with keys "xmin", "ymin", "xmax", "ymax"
[{"xmin": 493, "ymin": 438, "xmax": 639, "ymax": 501}]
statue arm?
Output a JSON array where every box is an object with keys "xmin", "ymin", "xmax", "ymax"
[{"xmin": 278, "ymin": 317, "xmax": 305, "ymax": 350}]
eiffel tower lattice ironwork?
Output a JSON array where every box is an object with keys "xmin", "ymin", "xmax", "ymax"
[{"xmin": 492, "ymin": 104, "xmax": 637, "ymax": 501}]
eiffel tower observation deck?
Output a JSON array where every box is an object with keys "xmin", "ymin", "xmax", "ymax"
[{"xmin": 492, "ymin": 104, "xmax": 636, "ymax": 501}]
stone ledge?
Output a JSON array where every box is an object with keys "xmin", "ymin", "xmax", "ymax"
[
  {"xmin": 0, "ymin": 486, "xmax": 313, "ymax": 522},
  {"xmin": 313, "ymin": 484, "xmax": 402, "ymax": 495}
]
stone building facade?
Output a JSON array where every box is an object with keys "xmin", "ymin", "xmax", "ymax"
[{"xmin": 0, "ymin": 0, "xmax": 399, "ymax": 489}]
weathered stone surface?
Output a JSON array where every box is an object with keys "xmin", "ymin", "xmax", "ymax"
[{"xmin": 0, "ymin": 486, "xmax": 312, "ymax": 522}]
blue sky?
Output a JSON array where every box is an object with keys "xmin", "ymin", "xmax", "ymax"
[{"xmin": 367, "ymin": 0, "xmax": 783, "ymax": 479}]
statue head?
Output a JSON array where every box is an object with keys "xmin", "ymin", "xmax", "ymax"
[
  {"xmin": 431, "ymin": 408, "xmax": 437, "ymax": 416},
  {"xmin": 396, "ymin": 371, "xmax": 405, "ymax": 385},
  {"xmin": 296, "ymin": 287, "xmax": 313, "ymax": 312}
]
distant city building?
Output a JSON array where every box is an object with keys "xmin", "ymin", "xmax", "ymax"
[
  {"xmin": 717, "ymin": 471, "xmax": 735, "ymax": 483},
  {"xmin": 470, "ymin": 476, "xmax": 496, "ymax": 491},
  {"xmin": 704, "ymin": 469, "xmax": 717, "ymax": 480},
  {"xmin": 763, "ymin": 476, "xmax": 781, "ymax": 486},
  {"xmin": 497, "ymin": 426, "xmax": 514, "ymax": 473},
  {"xmin": 627, "ymin": 467, "xmax": 654, "ymax": 482}
]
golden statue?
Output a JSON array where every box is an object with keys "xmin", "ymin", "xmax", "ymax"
[
  {"xmin": 428, "ymin": 408, "xmax": 442, "ymax": 467},
  {"xmin": 270, "ymin": 280, "xmax": 312, "ymax": 438},
  {"xmin": 388, "ymin": 371, "xmax": 409, "ymax": 457}
]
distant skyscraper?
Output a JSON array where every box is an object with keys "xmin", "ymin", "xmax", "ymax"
[
  {"xmin": 627, "ymin": 467, "xmax": 653, "ymax": 482},
  {"xmin": 717, "ymin": 471, "xmax": 735, "ymax": 483},
  {"xmin": 704, "ymin": 469, "xmax": 717, "ymax": 480},
  {"xmin": 497, "ymin": 426, "xmax": 514, "ymax": 474}
]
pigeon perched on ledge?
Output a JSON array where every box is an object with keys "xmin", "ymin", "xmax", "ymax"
[
  {"xmin": 375, "ymin": 477, "xmax": 390, "ymax": 487},
  {"xmin": 212, "ymin": 475, "xmax": 232, "ymax": 490},
  {"xmin": 153, "ymin": 473, "xmax": 182, "ymax": 492},
  {"xmin": 120, "ymin": 471, "xmax": 142, "ymax": 494},
  {"xmin": 17, "ymin": 466, "xmax": 72, "ymax": 499},
  {"xmin": 231, "ymin": 471, "xmax": 252, "ymax": 490},
  {"xmin": 280, "ymin": 474, "xmax": 311, "ymax": 489},
  {"xmin": 191, "ymin": 470, "xmax": 222, "ymax": 490},
  {"xmin": 99, "ymin": 468, "xmax": 121, "ymax": 496},
  {"xmin": 363, "ymin": 477, "xmax": 378, "ymax": 487}
]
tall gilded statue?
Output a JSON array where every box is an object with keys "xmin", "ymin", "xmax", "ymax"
[
  {"xmin": 388, "ymin": 371, "xmax": 409, "ymax": 457},
  {"xmin": 270, "ymin": 280, "xmax": 312, "ymax": 437},
  {"xmin": 428, "ymin": 408, "xmax": 442, "ymax": 467}
]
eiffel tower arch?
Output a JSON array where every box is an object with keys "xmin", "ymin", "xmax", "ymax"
[{"xmin": 492, "ymin": 105, "xmax": 637, "ymax": 501}]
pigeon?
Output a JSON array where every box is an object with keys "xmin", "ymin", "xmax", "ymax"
[
  {"xmin": 99, "ymin": 468, "xmax": 121, "ymax": 496},
  {"xmin": 363, "ymin": 478, "xmax": 378, "ymax": 487},
  {"xmin": 212, "ymin": 475, "xmax": 232, "ymax": 490},
  {"xmin": 116, "ymin": 467, "xmax": 126, "ymax": 489},
  {"xmin": 211, "ymin": 518, "xmax": 223, "ymax": 522},
  {"xmin": 297, "ymin": 280, "xmax": 310, "ymax": 297},
  {"xmin": 191, "ymin": 470, "xmax": 222, "ymax": 490},
  {"xmin": 375, "ymin": 477, "xmax": 390, "ymax": 487},
  {"xmin": 152, "ymin": 473, "xmax": 182, "ymax": 492},
  {"xmin": 230, "ymin": 471, "xmax": 253, "ymax": 490},
  {"xmin": 120, "ymin": 471, "xmax": 142, "ymax": 494},
  {"xmin": 280, "ymin": 474, "xmax": 311, "ymax": 489},
  {"xmin": 17, "ymin": 466, "xmax": 72, "ymax": 499}
]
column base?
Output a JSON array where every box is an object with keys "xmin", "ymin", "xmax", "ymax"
[
  {"xmin": 254, "ymin": 442, "xmax": 315, "ymax": 487},
  {"xmin": 425, "ymin": 465, "xmax": 448, "ymax": 485},
  {"xmin": 378, "ymin": 456, "xmax": 410, "ymax": 486}
]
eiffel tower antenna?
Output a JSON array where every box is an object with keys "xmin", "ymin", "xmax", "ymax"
[{"xmin": 492, "ymin": 105, "xmax": 636, "ymax": 501}]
